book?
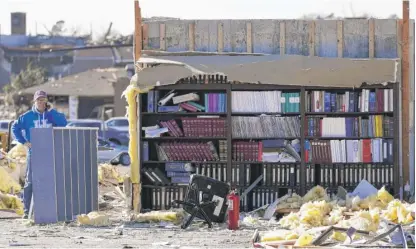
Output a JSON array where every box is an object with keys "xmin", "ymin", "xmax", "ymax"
[
  {"xmin": 205, "ymin": 93, "xmax": 226, "ymax": 113},
  {"xmin": 194, "ymin": 163, "xmax": 227, "ymax": 182},
  {"xmin": 232, "ymin": 116, "xmax": 301, "ymax": 138},
  {"xmin": 181, "ymin": 117, "xmax": 226, "ymax": 137},
  {"xmin": 305, "ymin": 138, "xmax": 393, "ymax": 163},
  {"xmin": 307, "ymin": 116, "xmax": 393, "ymax": 137},
  {"xmin": 157, "ymin": 105, "xmax": 181, "ymax": 113},
  {"xmin": 306, "ymin": 89, "xmax": 394, "ymax": 113},
  {"xmin": 155, "ymin": 142, "xmax": 220, "ymax": 161},
  {"xmin": 232, "ymin": 91, "xmax": 300, "ymax": 113}
]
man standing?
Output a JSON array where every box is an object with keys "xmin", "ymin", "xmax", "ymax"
[{"xmin": 12, "ymin": 90, "xmax": 67, "ymax": 218}]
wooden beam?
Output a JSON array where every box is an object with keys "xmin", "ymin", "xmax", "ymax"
[
  {"xmin": 308, "ymin": 20, "xmax": 316, "ymax": 56},
  {"xmin": 337, "ymin": 20, "xmax": 344, "ymax": 58},
  {"xmin": 369, "ymin": 19, "xmax": 375, "ymax": 58},
  {"xmin": 142, "ymin": 23, "xmax": 149, "ymax": 50},
  {"xmin": 132, "ymin": 0, "xmax": 142, "ymax": 213},
  {"xmin": 134, "ymin": 0, "xmax": 142, "ymax": 62},
  {"xmin": 246, "ymin": 22, "xmax": 253, "ymax": 53},
  {"xmin": 188, "ymin": 22, "xmax": 195, "ymax": 51},
  {"xmin": 218, "ymin": 22, "xmax": 224, "ymax": 52},
  {"xmin": 280, "ymin": 22, "xmax": 286, "ymax": 55},
  {"xmin": 402, "ymin": 0, "xmax": 410, "ymax": 186},
  {"xmin": 159, "ymin": 23, "xmax": 166, "ymax": 51},
  {"xmin": 397, "ymin": 20, "xmax": 403, "ymax": 58}
]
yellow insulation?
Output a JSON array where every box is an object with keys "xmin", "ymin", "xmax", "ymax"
[
  {"xmin": 122, "ymin": 83, "xmax": 152, "ymax": 184},
  {"xmin": 0, "ymin": 167, "xmax": 22, "ymax": 194},
  {"xmin": 0, "ymin": 192, "xmax": 24, "ymax": 215}
]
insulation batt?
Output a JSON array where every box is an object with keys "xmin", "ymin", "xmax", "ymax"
[
  {"xmin": 278, "ymin": 185, "xmax": 414, "ymax": 236},
  {"xmin": 77, "ymin": 212, "xmax": 110, "ymax": 227},
  {"xmin": 0, "ymin": 192, "xmax": 23, "ymax": 215}
]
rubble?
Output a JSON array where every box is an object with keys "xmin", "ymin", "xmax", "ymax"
[{"xmin": 252, "ymin": 183, "xmax": 415, "ymax": 248}]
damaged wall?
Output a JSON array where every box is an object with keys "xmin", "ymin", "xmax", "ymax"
[{"xmin": 142, "ymin": 19, "xmax": 414, "ymax": 59}]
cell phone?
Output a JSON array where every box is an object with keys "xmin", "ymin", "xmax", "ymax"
[{"xmin": 46, "ymin": 103, "xmax": 51, "ymax": 110}]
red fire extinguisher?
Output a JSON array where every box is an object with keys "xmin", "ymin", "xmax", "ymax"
[{"xmin": 227, "ymin": 190, "xmax": 240, "ymax": 230}]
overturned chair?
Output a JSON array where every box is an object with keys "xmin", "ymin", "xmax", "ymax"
[{"xmin": 173, "ymin": 174, "xmax": 230, "ymax": 229}]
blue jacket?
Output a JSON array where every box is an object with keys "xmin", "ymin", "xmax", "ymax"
[{"xmin": 12, "ymin": 106, "xmax": 68, "ymax": 144}]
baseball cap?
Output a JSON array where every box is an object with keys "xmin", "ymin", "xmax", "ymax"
[{"xmin": 34, "ymin": 90, "xmax": 47, "ymax": 101}]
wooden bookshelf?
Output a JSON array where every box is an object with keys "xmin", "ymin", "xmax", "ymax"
[{"xmin": 138, "ymin": 79, "xmax": 400, "ymax": 211}]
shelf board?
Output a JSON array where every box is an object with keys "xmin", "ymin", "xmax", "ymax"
[
  {"xmin": 306, "ymin": 136, "xmax": 394, "ymax": 140},
  {"xmin": 143, "ymin": 137, "xmax": 227, "ymax": 140},
  {"xmin": 143, "ymin": 161, "xmax": 227, "ymax": 164},
  {"xmin": 305, "ymin": 112, "xmax": 393, "ymax": 115},
  {"xmin": 306, "ymin": 162, "xmax": 393, "ymax": 165},
  {"xmin": 155, "ymin": 84, "xmax": 229, "ymax": 90},
  {"xmin": 232, "ymin": 112, "xmax": 300, "ymax": 116},
  {"xmin": 233, "ymin": 137, "xmax": 300, "ymax": 140},
  {"xmin": 142, "ymin": 112, "xmax": 226, "ymax": 116},
  {"xmin": 232, "ymin": 161, "xmax": 300, "ymax": 165}
]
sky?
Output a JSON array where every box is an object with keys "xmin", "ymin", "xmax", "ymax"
[{"xmin": 0, "ymin": 0, "xmax": 414, "ymax": 36}]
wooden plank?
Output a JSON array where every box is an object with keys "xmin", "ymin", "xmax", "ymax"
[
  {"xmin": 246, "ymin": 22, "xmax": 253, "ymax": 53},
  {"xmin": 308, "ymin": 20, "xmax": 316, "ymax": 56},
  {"xmin": 188, "ymin": 22, "xmax": 195, "ymax": 51},
  {"xmin": 142, "ymin": 23, "xmax": 149, "ymax": 49},
  {"xmin": 134, "ymin": 0, "xmax": 142, "ymax": 60},
  {"xmin": 337, "ymin": 20, "xmax": 344, "ymax": 58},
  {"xmin": 397, "ymin": 20, "xmax": 403, "ymax": 58},
  {"xmin": 218, "ymin": 22, "xmax": 224, "ymax": 52},
  {"xmin": 369, "ymin": 19, "xmax": 375, "ymax": 58},
  {"xmin": 402, "ymin": 0, "xmax": 410, "ymax": 185},
  {"xmin": 159, "ymin": 23, "xmax": 166, "ymax": 51},
  {"xmin": 280, "ymin": 22, "xmax": 286, "ymax": 55}
]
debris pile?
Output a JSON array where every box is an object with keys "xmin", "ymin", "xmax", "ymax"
[
  {"xmin": 98, "ymin": 164, "xmax": 126, "ymax": 185},
  {"xmin": 77, "ymin": 211, "xmax": 111, "ymax": 227},
  {"xmin": 253, "ymin": 184, "xmax": 415, "ymax": 248}
]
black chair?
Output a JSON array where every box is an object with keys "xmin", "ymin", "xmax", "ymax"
[{"xmin": 173, "ymin": 174, "xmax": 230, "ymax": 229}]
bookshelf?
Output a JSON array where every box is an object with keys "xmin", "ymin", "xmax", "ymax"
[{"xmin": 138, "ymin": 79, "xmax": 399, "ymax": 211}]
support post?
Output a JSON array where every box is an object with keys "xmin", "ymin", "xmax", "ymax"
[
  {"xmin": 132, "ymin": 0, "xmax": 142, "ymax": 213},
  {"xmin": 401, "ymin": 0, "xmax": 410, "ymax": 186}
]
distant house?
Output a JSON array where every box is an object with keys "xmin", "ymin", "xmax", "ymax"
[{"xmin": 19, "ymin": 67, "xmax": 130, "ymax": 120}]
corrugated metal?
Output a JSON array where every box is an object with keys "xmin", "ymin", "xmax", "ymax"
[{"xmin": 31, "ymin": 127, "xmax": 98, "ymax": 224}]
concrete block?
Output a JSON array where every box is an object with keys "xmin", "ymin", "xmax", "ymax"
[
  {"xmin": 343, "ymin": 19, "xmax": 369, "ymax": 58},
  {"xmin": 314, "ymin": 20, "xmax": 338, "ymax": 57},
  {"xmin": 375, "ymin": 19, "xmax": 398, "ymax": 58},
  {"xmin": 195, "ymin": 20, "xmax": 219, "ymax": 52},
  {"xmin": 285, "ymin": 20, "xmax": 309, "ymax": 56},
  {"xmin": 165, "ymin": 21, "xmax": 190, "ymax": 52},
  {"xmin": 251, "ymin": 20, "xmax": 280, "ymax": 54}
]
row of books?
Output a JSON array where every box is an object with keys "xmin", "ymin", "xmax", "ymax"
[
  {"xmin": 182, "ymin": 117, "xmax": 226, "ymax": 137},
  {"xmin": 142, "ymin": 167, "xmax": 189, "ymax": 185},
  {"xmin": 262, "ymin": 164, "xmax": 299, "ymax": 187},
  {"xmin": 144, "ymin": 186, "xmax": 281, "ymax": 212},
  {"xmin": 232, "ymin": 140, "xmax": 301, "ymax": 162},
  {"xmin": 195, "ymin": 163, "xmax": 227, "ymax": 182},
  {"xmin": 147, "ymin": 91, "xmax": 227, "ymax": 113},
  {"xmin": 232, "ymin": 91, "xmax": 300, "ymax": 113},
  {"xmin": 306, "ymin": 116, "xmax": 394, "ymax": 137},
  {"xmin": 204, "ymin": 93, "xmax": 227, "ymax": 113},
  {"xmin": 142, "ymin": 186, "xmax": 187, "ymax": 211},
  {"xmin": 240, "ymin": 188, "xmax": 281, "ymax": 211},
  {"xmin": 306, "ymin": 164, "xmax": 394, "ymax": 188},
  {"xmin": 305, "ymin": 139, "xmax": 393, "ymax": 164},
  {"xmin": 306, "ymin": 89, "xmax": 394, "ymax": 113},
  {"xmin": 232, "ymin": 116, "xmax": 301, "ymax": 138},
  {"xmin": 177, "ymin": 74, "xmax": 228, "ymax": 84},
  {"xmin": 155, "ymin": 142, "xmax": 220, "ymax": 161}
]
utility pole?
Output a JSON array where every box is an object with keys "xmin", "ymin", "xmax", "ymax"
[
  {"xmin": 132, "ymin": 0, "xmax": 142, "ymax": 213},
  {"xmin": 402, "ymin": 0, "xmax": 410, "ymax": 188}
]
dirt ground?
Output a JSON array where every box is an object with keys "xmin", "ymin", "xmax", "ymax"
[
  {"xmin": 0, "ymin": 166, "xmax": 257, "ymax": 249},
  {"xmin": 0, "ymin": 218, "xmax": 255, "ymax": 248}
]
